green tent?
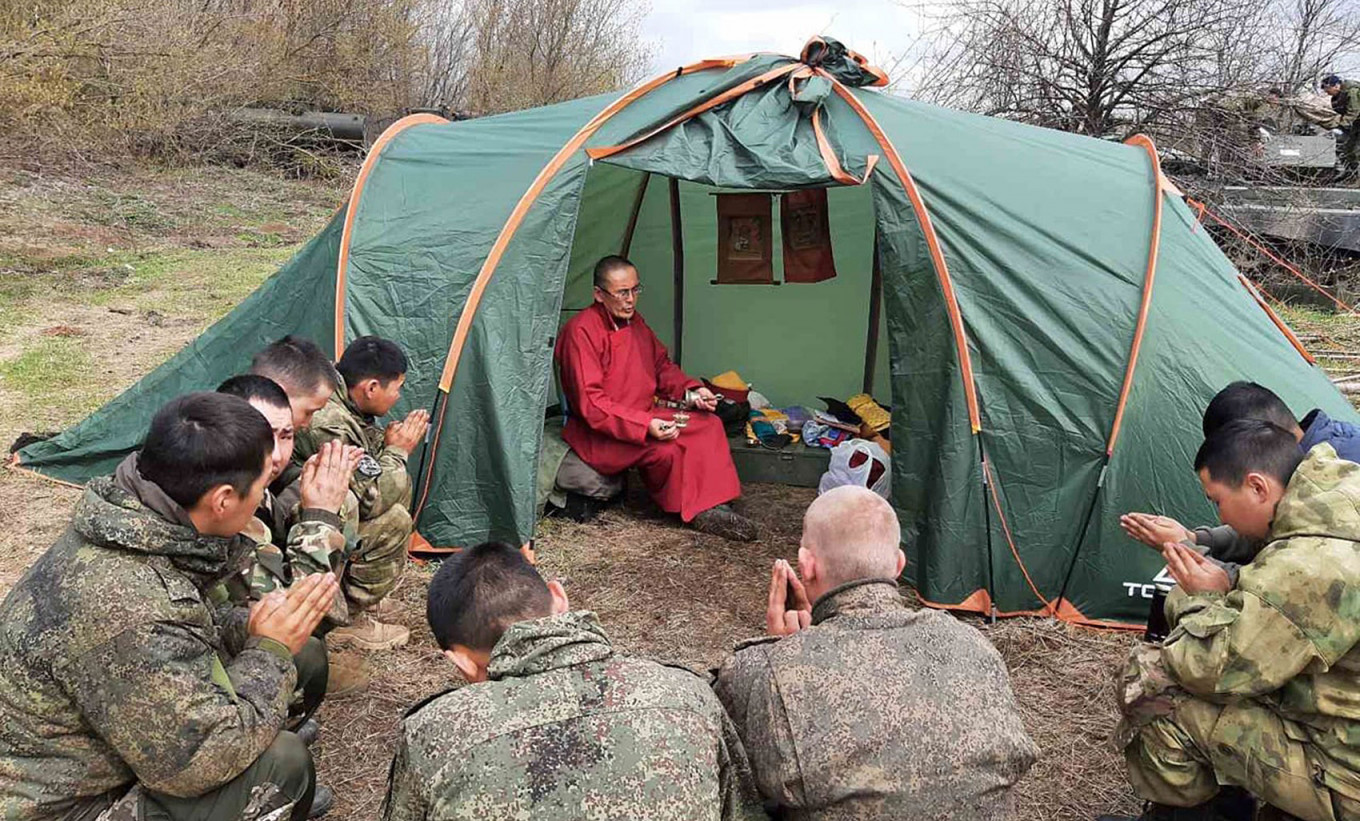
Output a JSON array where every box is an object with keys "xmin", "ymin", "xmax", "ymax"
[{"xmin": 15, "ymin": 39, "xmax": 1357, "ymax": 625}]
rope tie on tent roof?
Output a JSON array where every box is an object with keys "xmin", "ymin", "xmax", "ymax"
[{"xmin": 1187, "ymin": 197, "xmax": 1360, "ymax": 318}]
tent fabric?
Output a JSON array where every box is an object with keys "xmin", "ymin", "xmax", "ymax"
[{"xmin": 15, "ymin": 41, "xmax": 1360, "ymax": 626}]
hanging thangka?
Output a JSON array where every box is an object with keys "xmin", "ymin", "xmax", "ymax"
[
  {"xmin": 715, "ymin": 193, "xmax": 774, "ymax": 284},
  {"xmin": 780, "ymin": 188, "xmax": 837, "ymax": 283}
]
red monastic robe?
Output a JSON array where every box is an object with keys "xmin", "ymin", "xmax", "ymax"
[{"xmin": 555, "ymin": 303, "xmax": 741, "ymax": 521}]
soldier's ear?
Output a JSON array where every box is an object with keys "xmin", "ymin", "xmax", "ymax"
[
  {"xmin": 894, "ymin": 548, "xmax": 907, "ymax": 578},
  {"xmin": 445, "ymin": 646, "xmax": 487, "ymax": 683},
  {"xmin": 546, "ymin": 580, "xmax": 570, "ymax": 615},
  {"xmin": 797, "ymin": 546, "xmax": 817, "ymax": 583},
  {"xmin": 1244, "ymin": 471, "xmax": 1274, "ymax": 503}
]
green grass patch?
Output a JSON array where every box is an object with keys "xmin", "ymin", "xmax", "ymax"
[{"xmin": 0, "ymin": 337, "xmax": 96, "ymax": 404}]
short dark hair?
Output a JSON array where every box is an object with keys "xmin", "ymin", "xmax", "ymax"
[
  {"xmin": 336, "ymin": 335, "xmax": 408, "ymax": 386},
  {"xmin": 427, "ymin": 541, "xmax": 553, "ymax": 652},
  {"xmin": 216, "ymin": 374, "xmax": 290, "ymax": 412},
  {"xmin": 1202, "ymin": 381, "xmax": 1297, "ymax": 438},
  {"xmin": 593, "ymin": 254, "xmax": 635, "ymax": 289},
  {"xmin": 250, "ymin": 336, "xmax": 337, "ymax": 398},
  {"xmin": 1194, "ymin": 419, "xmax": 1303, "ymax": 488},
  {"xmin": 138, "ymin": 392, "xmax": 273, "ymax": 509},
  {"xmin": 1323, "ymin": 74, "xmax": 1342, "ymax": 88}
]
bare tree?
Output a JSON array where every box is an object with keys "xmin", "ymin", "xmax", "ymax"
[
  {"xmin": 461, "ymin": 0, "xmax": 651, "ymax": 115},
  {"xmin": 912, "ymin": 0, "xmax": 1257, "ymax": 138},
  {"xmin": 1268, "ymin": 0, "xmax": 1360, "ymax": 92}
]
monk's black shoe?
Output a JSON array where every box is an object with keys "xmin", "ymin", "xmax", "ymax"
[{"xmin": 691, "ymin": 505, "xmax": 759, "ymax": 542}]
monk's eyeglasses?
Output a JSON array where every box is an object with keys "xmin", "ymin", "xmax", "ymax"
[{"xmin": 603, "ymin": 284, "xmax": 644, "ymax": 300}]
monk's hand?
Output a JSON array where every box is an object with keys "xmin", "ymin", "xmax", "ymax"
[
  {"xmin": 766, "ymin": 559, "xmax": 812, "ymax": 637},
  {"xmin": 691, "ymin": 387, "xmax": 719, "ymax": 412},
  {"xmin": 249, "ymin": 573, "xmax": 338, "ymax": 654},
  {"xmin": 1121, "ymin": 512, "xmax": 1194, "ymax": 549},
  {"xmin": 299, "ymin": 441, "xmax": 356, "ymax": 514},
  {"xmin": 648, "ymin": 418, "xmax": 679, "ymax": 441},
  {"xmin": 1161, "ymin": 542, "xmax": 1231, "ymax": 596}
]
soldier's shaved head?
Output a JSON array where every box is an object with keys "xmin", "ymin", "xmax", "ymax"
[{"xmin": 801, "ymin": 486, "xmax": 902, "ymax": 588}]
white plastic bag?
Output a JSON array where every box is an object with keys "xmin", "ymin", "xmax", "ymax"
[{"xmin": 818, "ymin": 438, "xmax": 891, "ymax": 499}]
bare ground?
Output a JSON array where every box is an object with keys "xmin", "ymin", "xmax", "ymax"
[{"xmin": 1, "ymin": 161, "xmax": 1156, "ymax": 820}]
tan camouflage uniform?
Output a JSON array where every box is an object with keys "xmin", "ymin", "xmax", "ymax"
[
  {"xmin": 381, "ymin": 611, "xmax": 766, "ymax": 821},
  {"xmin": 293, "ymin": 380, "xmax": 411, "ymax": 611},
  {"xmin": 0, "ymin": 471, "xmax": 306, "ymax": 821},
  {"xmin": 714, "ymin": 579, "xmax": 1039, "ymax": 820},
  {"xmin": 1117, "ymin": 444, "xmax": 1360, "ymax": 820}
]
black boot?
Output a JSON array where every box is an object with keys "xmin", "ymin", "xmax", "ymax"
[{"xmin": 1097, "ymin": 787, "xmax": 1254, "ymax": 821}]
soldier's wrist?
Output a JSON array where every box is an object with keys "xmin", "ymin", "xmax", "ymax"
[
  {"xmin": 246, "ymin": 636, "xmax": 296, "ymax": 666},
  {"xmin": 298, "ymin": 508, "xmax": 344, "ymax": 530},
  {"xmin": 385, "ymin": 444, "xmax": 410, "ymax": 460}
]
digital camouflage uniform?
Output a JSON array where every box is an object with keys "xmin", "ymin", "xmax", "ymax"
[
  {"xmin": 714, "ymin": 579, "xmax": 1040, "ymax": 820},
  {"xmin": 0, "ymin": 471, "xmax": 312, "ymax": 821},
  {"xmin": 217, "ymin": 491, "xmax": 353, "ymax": 628},
  {"xmin": 1117, "ymin": 444, "xmax": 1360, "ymax": 820},
  {"xmin": 293, "ymin": 381, "xmax": 411, "ymax": 611},
  {"xmin": 381, "ymin": 610, "xmax": 765, "ymax": 821}
]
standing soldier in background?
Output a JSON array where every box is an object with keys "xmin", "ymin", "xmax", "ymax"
[
  {"xmin": 1322, "ymin": 74, "xmax": 1360, "ymax": 177},
  {"xmin": 294, "ymin": 335, "xmax": 429, "ymax": 651}
]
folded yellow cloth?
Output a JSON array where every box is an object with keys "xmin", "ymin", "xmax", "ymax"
[
  {"xmin": 847, "ymin": 393, "xmax": 891, "ymax": 433},
  {"xmin": 709, "ymin": 370, "xmax": 750, "ymax": 392}
]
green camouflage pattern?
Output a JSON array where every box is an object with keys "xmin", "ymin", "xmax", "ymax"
[
  {"xmin": 229, "ymin": 497, "xmax": 351, "ymax": 627},
  {"xmin": 293, "ymin": 382, "xmax": 410, "ymax": 611},
  {"xmin": 0, "ymin": 477, "xmax": 297, "ymax": 821},
  {"xmin": 381, "ymin": 611, "xmax": 765, "ymax": 821},
  {"xmin": 293, "ymin": 381, "xmax": 413, "ymax": 523},
  {"xmin": 1119, "ymin": 443, "xmax": 1360, "ymax": 815},
  {"xmin": 714, "ymin": 579, "xmax": 1039, "ymax": 820}
]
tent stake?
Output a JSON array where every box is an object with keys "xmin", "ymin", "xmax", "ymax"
[
  {"xmin": 620, "ymin": 172, "xmax": 651, "ymax": 257},
  {"xmin": 670, "ymin": 177, "xmax": 685, "ymax": 365},
  {"xmin": 863, "ymin": 230, "xmax": 883, "ymax": 394}
]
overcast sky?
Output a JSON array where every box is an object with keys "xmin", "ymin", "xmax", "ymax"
[{"xmin": 638, "ymin": 0, "xmax": 925, "ymax": 82}]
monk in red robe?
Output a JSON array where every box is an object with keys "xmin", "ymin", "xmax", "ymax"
[{"xmin": 555, "ymin": 255, "xmax": 758, "ymax": 542}]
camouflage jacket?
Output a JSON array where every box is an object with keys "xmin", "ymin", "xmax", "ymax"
[
  {"xmin": 714, "ymin": 580, "xmax": 1039, "ymax": 821},
  {"xmin": 212, "ymin": 492, "xmax": 350, "ymax": 627},
  {"xmin": 382, "ymin": 611, "xmax": 765, "ymax": 821},
  {"xmin": 293, "ymin": 379, "xmax": 411, "ymax": 521},
  {"xmin": 0, "ymin": 476, "xmax": 296, "ymax": 821},
  {"xmin": 1333, "ymin": 80, "xmax": 1360, "ymax": 128},
  {"xmin": 1163, "ymin": 443, "xmax": 1360, "ymax": 795}
]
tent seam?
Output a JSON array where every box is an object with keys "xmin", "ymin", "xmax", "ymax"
[{"xmin": 333, "ymin": 112, "xmax": 449, "ymax": 359}]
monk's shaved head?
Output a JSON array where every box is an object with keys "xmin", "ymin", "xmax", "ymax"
[{"xmin": 801, "ymin": 486, "xmax": 902, "ymax": 588}]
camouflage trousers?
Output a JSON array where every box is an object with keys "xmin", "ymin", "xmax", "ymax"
[
  {"xmin": 96, "ymin": 731, "xmax": 314, "ymax": 821},
  {"xmin": 345, "ymin": 503, "xmax": 410, "ymax": 612},
  {"xmin": 1117, "ymin": 645, "xmax": 1360, "ymax": 821}
]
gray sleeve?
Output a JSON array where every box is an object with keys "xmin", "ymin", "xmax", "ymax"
[{"xmin": 1193, "ymin": 525, "xmax": 1257, "ymax": 565}]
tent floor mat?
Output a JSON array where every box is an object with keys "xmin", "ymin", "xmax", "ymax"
[{"xmin": 729, "ymin": 436, "xmax": 830, "ymax": 488}]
